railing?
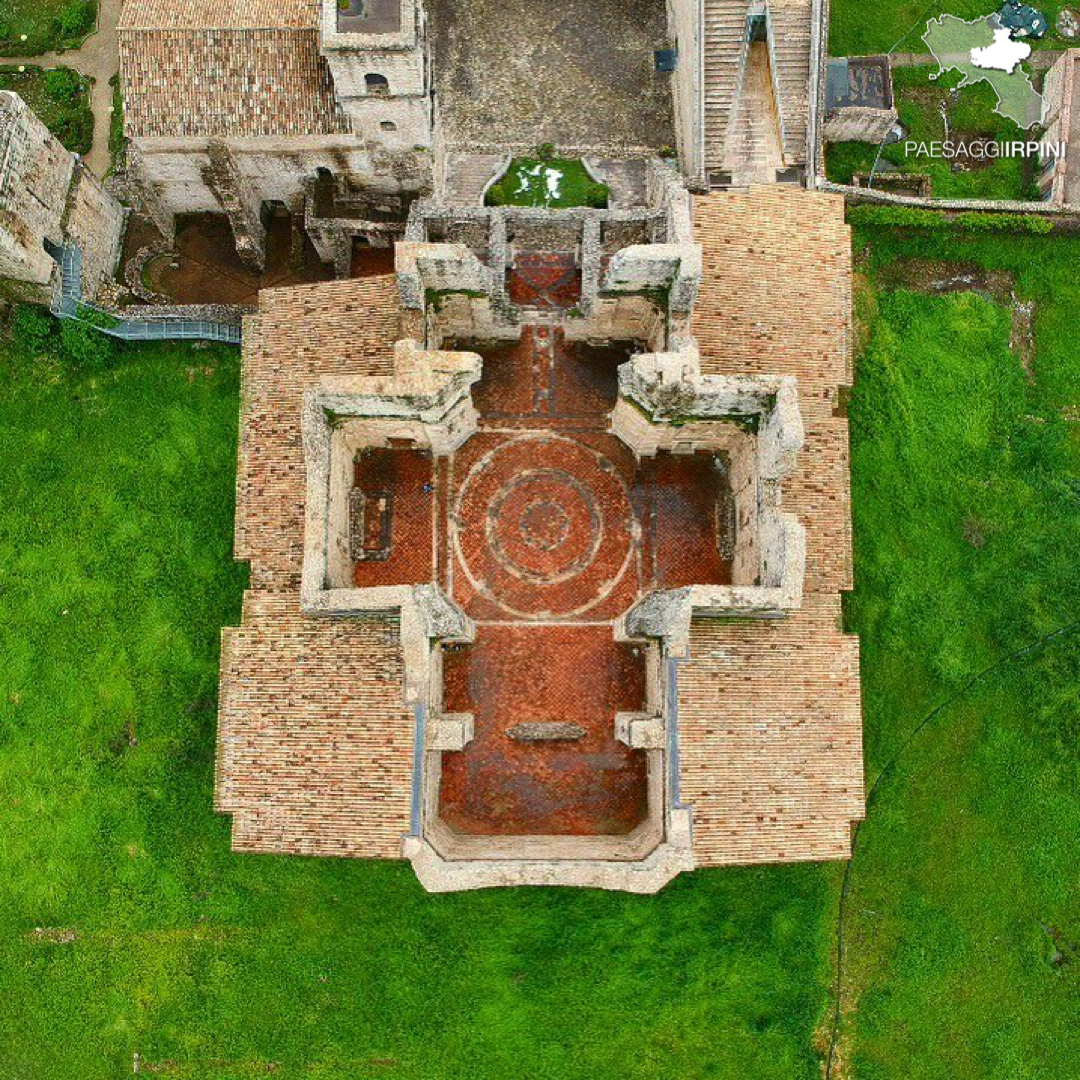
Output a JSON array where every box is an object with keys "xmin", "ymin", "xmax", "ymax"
[{"xmin": 48, "ymin": 243, "xmax": 242, "ymax": 345}]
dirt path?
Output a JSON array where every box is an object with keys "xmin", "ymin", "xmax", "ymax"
[{"xmin": 4, "ymin": 0, "xmax": 122, "ymax": 177}]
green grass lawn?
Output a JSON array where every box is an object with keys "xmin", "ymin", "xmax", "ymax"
[
  {"xmin": 830, "ymin": 0, "xmax": 1070, "ymax": 58},
  {"xmin": 826, "ymin": 67, "xmax": 1033, "ymax": 200},
  {"xmin": 0, "ymin": 314, "xmax": 838, "ymax": 1080},
  {"xmin": 485, "ymin": 154, "xmax": 609, "ymax": 209},
  {"xmin": 837, "ymin": 227, "xmax": 1080, "ymax": 1078},
  {"xmin": 0, "ymin": 0, "xmax": 96, "ymax": 58},
  {"xmin": 0, "ymin": 65, "xmax": 93, "ymax": 154}
]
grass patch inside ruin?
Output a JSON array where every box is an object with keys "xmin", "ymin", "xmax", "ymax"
[
  {"xmin": 826, "ymin": 67, "xmax": 1034, "ymax": 200},
  {"xmin": 485, "ymin": 153, "xmax": 609, "ymax": 209},
  {"xmin": 0, "ymin": 64, "xmax": 93, "ymax": 154}
]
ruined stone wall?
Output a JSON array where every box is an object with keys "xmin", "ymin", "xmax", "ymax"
[
  {"xmin": 823, "ymin": 106, "xmax": 897, "ymax": 145},
  {"xmin": 64, "ymin": 168, "xmax": 127, "ymax": 302},
  {"xmin": 0, "ymin": 92, "xmax": 75, "ymax": 286},
  {"xmin": 133, "ymin": 136, "xmax": 430, "ymax": 217},
  {"xmin": 666, "ymin": 0, "xmax": 704, "ymax": 186},
  {"xmin": 1040, "ymin": 51, "xmax": 1075, "ymax": 203},
  {"xmin": 0, "ymin": 91, "xmax": 124, "ymax": 299}
]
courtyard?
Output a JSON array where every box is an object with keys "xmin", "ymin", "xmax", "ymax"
[{"xmin": 428, "ymin": 0, "xmax": 675, "ymax": 153}]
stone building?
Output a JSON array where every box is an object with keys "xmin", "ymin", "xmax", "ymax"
[
  {"xmin": 214, "ymin": 180, "xmax": 864, "ymax": 893},
  {"xmin": 117, "ymin": 0, "xmax": 432, "ymax": 270},
  {"xmin": 1038, "ymin": 49, "xmax": 1080, "ymax": 204},
  {"xmin": 824, "ymin": 55, "xmax": 898, "ymax": 145},
  {"xmin": 0, "ymin": 91, "xmax": 124, "ymax": 304},
  {"xmin": 114, "ymin": 0, "xmax": 832, "ymax": 272}
]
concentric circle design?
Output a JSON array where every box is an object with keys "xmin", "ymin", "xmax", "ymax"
[{"xmin": 455, "ymin": 436, "xmax": 634, "ymax": 618}]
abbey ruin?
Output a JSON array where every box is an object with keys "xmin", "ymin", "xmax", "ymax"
[{"xmin": 1, "ymin": 0, "xmax": 864, "ymax": 892}]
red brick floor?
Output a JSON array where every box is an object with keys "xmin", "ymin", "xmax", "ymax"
[
  {"xmin": 506, "ymin": 253, "xmax": 582, "ymax": 310},
  {"xmin": 450, "ymin": 431, "xmax": 640, "ymax": 621},
  {"xmin": 438, "ymin": 627, "xmax": 650, "ymax": 835},
  {"xmin": 466, "ymin": 325, "xmax": 627, "ymax": 428},
  {"xmin": 635, "ymin": 451, "xmax": 733, "ymax": 591},
  {"xmin": 351, "ymin": 446, "xmax": 435, "ymax": 588},
  {"xmin": 430, "ymin": 326, "xmax": 733, "ymax": 836}
]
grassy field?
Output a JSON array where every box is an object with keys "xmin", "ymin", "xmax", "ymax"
[
  {"xmin": 0, "ymin": 313, "xmax": 837, "ymax": 1080},
  {"xmin": 0, "ymin": 0, "xmax": 96, "ymax": 58},
  {"xmin": 836, "ymin": 227, "xmax": 1080, "ymax": 1078},
  {"xmin": 0, "ymin": 65, "xmax": 93, "ymax": 154},
  {"xmin": 830, "ymin": 0, "xmax": 1071, "ymax": 57},
  {"xmin": 826, "ymin": 67, "xmax": 1033, "ymax": 200}
]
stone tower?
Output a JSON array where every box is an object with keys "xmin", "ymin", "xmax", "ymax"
[{"xmin": 319, "ymin": 0, "xmax": 432, "ymax": 158}]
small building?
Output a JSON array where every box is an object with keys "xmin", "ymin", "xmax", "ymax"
[
  {"xmin": 1038, "ymin": 49, "xmax": 1079, "ymax": 204},
  {"xmin": 117, "ymin": 0, "xmax": 433, "ymax": 271},
  {"xmin": 824, "ymin": 55, "xmax": 898, "ymax": 145}
]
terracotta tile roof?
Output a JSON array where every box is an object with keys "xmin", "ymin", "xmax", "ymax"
[
  {"xmin": 236, "ymin": 276, "xmax": 401, "ymax": 592},
  {"xmin": 119, "ymin": 0, "xmax": 319, "ymax": 30},
  {"xmin": 119, "ymin": 0, "xmax": 345, "ymax": 139},
  {"xmin": 216, "ymin": 592, "xmax": 415, "ymax": 859},
  {"xmin": 692, "ymin": 186, "xmax": 854, "ymax": 594},
  {"xmin": 217, "ymin": 277, "xmax": 410, "ymax": 859},
  {"xmin": 678, "ymin": 594, "xmax": 864, "ymax": 865},
  {"xmin": 681, "ymin": 187, "xmax": 864, "ymax": 864}
]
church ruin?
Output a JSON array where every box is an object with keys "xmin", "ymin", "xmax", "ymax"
[{"xmin": 1, "ymin": 0, "xmax": 863, "ymax": 892}]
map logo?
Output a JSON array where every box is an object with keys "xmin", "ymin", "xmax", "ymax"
[{"xmin": 923, "ymin": 12, "xmax": 1044, "ymax": 128}]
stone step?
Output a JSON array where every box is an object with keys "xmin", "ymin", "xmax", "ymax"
[{"xmin": 442, "ymin": 152, "xmax": 508, "ymax": 207}]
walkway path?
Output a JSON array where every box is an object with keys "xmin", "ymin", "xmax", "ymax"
[
  {"xmin": 3, "ymin": 0, "xmax": 122, "ymax": 177},
  {"xmin": 889, "ymin": 49, "xmax": 1061, "ymax": 70}
]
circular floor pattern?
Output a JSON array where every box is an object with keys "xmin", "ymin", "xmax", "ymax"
[{"xmin": 454, "ymin": 435, "xmax": 635, "ymax": 619}]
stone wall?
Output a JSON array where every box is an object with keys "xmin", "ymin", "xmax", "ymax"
[
  {"xmin": 64, "ymin": 168, "xmax": 128, "ymax": 302},
  {"xmin": 0, "ymin": 91, "xmax": 124, "ymax": 302},
  {"xmin": 612, "ymin": 345, "xmax": 805, "ymax": 633},
  {"xmin": 129, "ymin": 134, "xmax": 433, "ymax": 266},
  {"xmin": 667, "ymin": 0, "xmax": 705, "ymax": 186},
  {"xmin": 824, "ymin": 105, "xmax": 897, "ymax": 144},
  {"xmin": 399, "ymin": 175, "xmax": 701, "ymax": 349},
  {"xmin": 1040, "ymin": 50, "xmax": 1076, "ymax": 203},
  {"xmin": 0, "ymin": 92, "xmax": 75, "ymax": 288}
]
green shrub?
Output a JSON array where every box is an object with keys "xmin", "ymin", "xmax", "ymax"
[
  {"xmin": 56, "ymin": 0, "xmax": 95, "ymax": 40},
  {"xmin": 43, "ymin": 66, "xmax": 82, "ymax": 102},
  {"xmin": 848, "ymin": 204, "xmax": 1056, "ymax": 235},
  {"xmin": 9, "ymin": 304, "xmax": 56, "ymax": 356},
  {"xmin": 953, "ymin": 211, "xmax": 1054, "ymax": 234},
  {"xmin": 58, "ymin": 319, "xmax": 117, "ymax": 370}
]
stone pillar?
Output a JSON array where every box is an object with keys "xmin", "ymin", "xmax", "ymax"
[{"xmin": 201, "ymin": 140, "xmax": 266, "ymax": 272}]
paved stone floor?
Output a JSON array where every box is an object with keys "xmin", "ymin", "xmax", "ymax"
[
  {"xmin": 342, "ymin": 311, "xmax": 735, "ymax": 836},
  {"xmin": 429, "ymin": 0, "xmax": 675, "ymax": 155}
]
